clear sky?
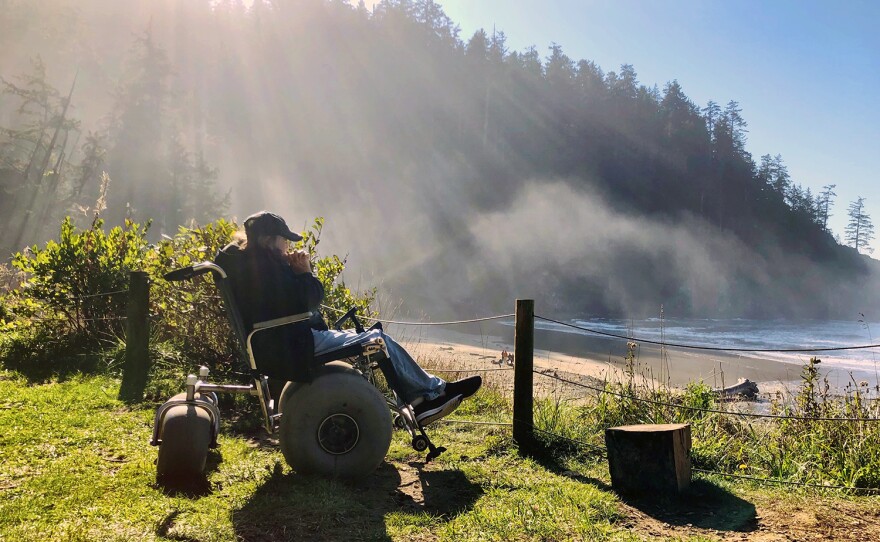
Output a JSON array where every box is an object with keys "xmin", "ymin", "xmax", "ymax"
[{"xmin": 364, "ymin": 0, "xmax": 879, "ymax": 252}]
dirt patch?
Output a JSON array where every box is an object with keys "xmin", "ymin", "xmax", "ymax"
[
  {"xmin": 616, "ymin": 486, "xmax": 880, "ymax": 541},
  {"xmin": 737, "ymin": 498, "xmax": 880, "ymax": 542},
  {"xmin": 391, "ymin": 461, "xmax": 484, "ymax": 518},
  {"xmin": 355, "ymin": 462, "xmax": 880, "ymax": 541}
]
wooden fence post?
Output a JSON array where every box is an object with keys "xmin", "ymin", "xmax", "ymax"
[
  {"xmin": 119, "ymin": 271, "xmax": 150, "ymax": 403},
  {"xmin": 513, "ymin": 299, "xmax": 535, "ymax": 451}
]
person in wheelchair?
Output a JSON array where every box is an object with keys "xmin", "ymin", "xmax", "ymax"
[{"xmin": 216, "ymin": 211, "xmax": 481, "ymax": 426}]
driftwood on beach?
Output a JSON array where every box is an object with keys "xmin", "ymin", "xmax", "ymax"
[{"xmin": 713, "ymin": 378, "xmax": 759, "ymax": 400}]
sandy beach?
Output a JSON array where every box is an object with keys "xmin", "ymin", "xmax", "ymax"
[{"xmin": 393, "ymin": 323, "xmax": 810, "ymax": 399}]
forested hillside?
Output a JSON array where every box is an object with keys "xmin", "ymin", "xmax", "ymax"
[{"xmin": 1, "ymin": 0, "xmax": 878, "ymax": 319}]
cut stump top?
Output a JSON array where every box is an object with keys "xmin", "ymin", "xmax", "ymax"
[{"xmin": 608, "ymin": 423, "xmax": 688, "ymax": 432}]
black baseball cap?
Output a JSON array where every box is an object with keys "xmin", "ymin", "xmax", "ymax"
[{"xmin": 243, "ymin": 211, "xmax": 303, "ymax": 242}]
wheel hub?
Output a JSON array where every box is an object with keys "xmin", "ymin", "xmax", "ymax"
[{"xmin": 317, "ymin": 413, "xmax": 359, "ymax": 455}]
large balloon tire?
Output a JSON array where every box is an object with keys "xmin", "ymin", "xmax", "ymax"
[
  {"xmin": 279, "ymin": 362, "xmax": 392, "ymax": 479},
  {"xmin": 278, "ymin": 361, "xmax": 360, "ymax": 414},
  {"xmin": 156, "ymin": 400, "xmax": 212, "ymax": 483}
]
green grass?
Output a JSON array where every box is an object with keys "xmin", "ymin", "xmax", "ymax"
[
  {"xmin": 3, "ymin": 371, "xmax": 879, "ymax": 541},
  {"xmin": 0, "ymin": 373, "xmax": 636, "ymax": 541},
  {"xmin": 0, "ymin": 371, "xmax": 270, "ymax": 541}
]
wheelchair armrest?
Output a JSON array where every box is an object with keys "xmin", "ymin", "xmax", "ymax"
[
  {"xmin": 243, "ymin": 312, "xmax": 313, "ymax": 372},
  {"xmin": 334, "ymin": 307, "xmax": 365, "ymax": 333},
  {"xmin": 252, "ymin": 312, "xmax": 312, "ymax": 331},
  {"xmin": 314, "ymin": 337, "xmax": 389, "ymax": 365}
]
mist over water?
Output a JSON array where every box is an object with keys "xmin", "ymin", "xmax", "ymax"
[
  {"xmin": 326, "ymin": 180, "xmax": 880, "ymax": 323},
  {"xmin": 557, "ymin": 317, "xmax": 880, "ymax": 368}
]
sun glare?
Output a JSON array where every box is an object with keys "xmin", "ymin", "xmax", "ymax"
[{"xmin": 238, "ymin": 0, "xmax": 381, "ymax": 8}]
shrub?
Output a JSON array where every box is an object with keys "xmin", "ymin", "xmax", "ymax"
[
  {"xmin": 6, "ymin": 217, "xmax": 149, "ymax": 340},
  {"xmin": 1, "ymin": 215, "xmax": 376, "ymax": 384}
]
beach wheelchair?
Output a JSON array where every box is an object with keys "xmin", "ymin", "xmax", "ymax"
[{"xmin": 150, "ymin": 260, "xmax": 446, "ymax": 483}]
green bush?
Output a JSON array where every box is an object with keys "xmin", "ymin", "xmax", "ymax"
[
  {"xmin": 0, "ymin": 326, "xmax": 99, "ymax": 381},
  {"xmin": 5, "ymin": 217, "xmax": 149, "ymax": 340},
  {"xmin": 0, "ymin": 215, "xmax": 376, "ymax": 384},
  {"xmin": 1, "ymin": 217, "xmax": 150, "ymax": 380}
]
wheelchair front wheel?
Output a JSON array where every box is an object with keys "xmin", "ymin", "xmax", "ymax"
[
  {"xmin": 279, "ymin": 363, "xmax": 392, "ymax": 479},
  {"xmin": 412, "ymin": 435, "xmax": 429, "ymax": 452}
]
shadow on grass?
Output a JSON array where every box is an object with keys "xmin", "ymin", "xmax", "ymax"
[
  {"xmin": 155, "ymin": 510, "xmax": 200, "ymax": 542},
  {"xmin": 232, "ymin": 461, "xmax": 482, "ymax": 541},
  {"xmin": 404, "ymin": 461, "xmax": 485, "ymax": 517},
  {"xmin": 2, "ymin": 344, "xmax": 102, "ymax": 384},
  {"xmin": 526, "ymin": 440, "xmax": 756, "ymax": 534},
  {"xmin": 157, "ymin": 476, "xmax": 212, "ymax": 498},
  {"xmin": 618, "ymin": 479, "xmax": 757, "ymax": 533},
  {"xmin": 525, "ymin": 437, "xmax": 615, "ymax": 492}
]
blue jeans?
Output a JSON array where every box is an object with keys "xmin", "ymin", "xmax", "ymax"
[{"xmin": 312, "ymin": 329, "xmax": 445, "ymax": 404}]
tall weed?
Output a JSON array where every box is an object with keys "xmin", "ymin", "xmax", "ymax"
[{"xmin": 539, "ymin": 351, "xmax": 880, "ymax": 489}]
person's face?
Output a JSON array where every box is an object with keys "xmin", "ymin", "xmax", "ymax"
[{"xmin": 272, "ymin": 236, "xmax": 289, "ymax": 254}]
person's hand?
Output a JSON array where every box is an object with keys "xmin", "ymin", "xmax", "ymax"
[{"xmin": 287, "ymin": 250, "xmax": 312, "ymax": 274}]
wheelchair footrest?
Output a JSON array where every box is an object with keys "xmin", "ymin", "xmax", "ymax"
[
  {"xmin": 426, "ymin": 446, "xmax": 446, "ymax": 463},
  {"xmin": 392, "ymin": 398, "xmax": 447, "ymax": 461}
]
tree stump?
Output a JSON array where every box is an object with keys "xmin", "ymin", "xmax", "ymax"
[{"xmin": 605, "ymin": 423, "xmax": 691, "ymax": 495}]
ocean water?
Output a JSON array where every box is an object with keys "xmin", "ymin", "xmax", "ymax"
[{"xmin": 534, "ymin": 317, "xmax": 880, "ymax": 378}]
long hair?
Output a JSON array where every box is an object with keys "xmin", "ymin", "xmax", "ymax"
[
  {"xmin": 231, "ymin": 229, "xmax": 248, "ymax": 249},
  {"xmin": 232, "ymin": 229, "xmax": 282, "ymax": 255}
]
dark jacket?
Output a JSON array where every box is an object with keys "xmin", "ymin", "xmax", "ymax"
[{"xmin": 216, "ymin": 242, "xmax": 327, "ymax": 381}]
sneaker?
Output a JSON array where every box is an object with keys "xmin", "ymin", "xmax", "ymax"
[
  {"xmin": 442, "ymin": 375, "xmax": 482, "ymax": 399},
  {"xmin": 414, "ymin": 394, "xmax": 463, "ymax": 426}
]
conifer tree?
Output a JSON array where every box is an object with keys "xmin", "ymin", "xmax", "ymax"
[
  {"xmin": 769, "ymin": 154, "xmax": 791, "ymax": 200},
  {"xmin": 0, "ymin": 58, "xmax": 79, "ymax": 254},
  {"xmin": 0, "ymin": 57, "xmax": 58, "ymax": 175},
  {"xmin": 106, "ymin": 26, "xmax": 172, "ymax": 228},
  {"xmin": 703, "ymin": 100, "xmax": 721, "ymax": 141},
  {"xmin": 817, "ymin": 184, "xmax": 837, "ymax": 232},
  {"xmin": 722, "ymin": 100, "xmax": 748, "ymax": 158},
  {"xmin": 845, "ymin": 197, "xmax": 875, "ymax": 254},
  {"xmin": 575, "ymin": 59, "xmax": 604, "ymax": 99}
]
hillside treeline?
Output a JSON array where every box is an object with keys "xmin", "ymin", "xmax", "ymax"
[{"xmin": 1, "ymin": 0, "xmax": 877, "ymax": 318}]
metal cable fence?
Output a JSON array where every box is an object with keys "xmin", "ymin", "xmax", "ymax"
[
  {"xmin": 320, "ymin": 304, "xmax": 514, "ymax": 327},
  {"xmin": 532, "ymin": 369, "xmax": 880, "ymax": 422},
  {"xmin": 8, "ymin": 288, "xmax": 131, "ymax": 323},
  {"xmin": 18, "ymin": 274, "xmax": 880, "ymax": 492},
  {"xmin": 395, "ymin": 306, "xmax": 880, "ymax": 493}
]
